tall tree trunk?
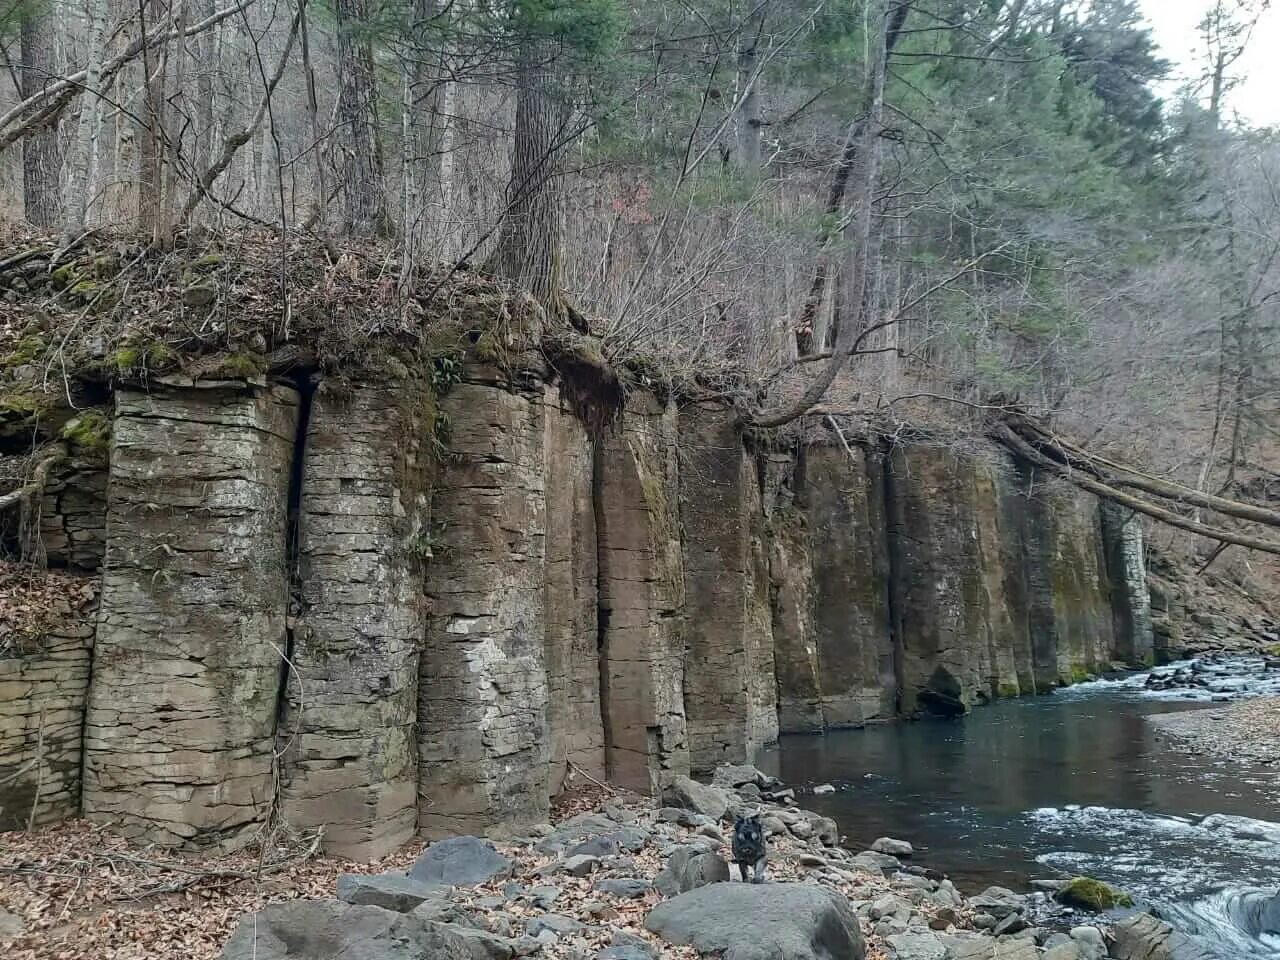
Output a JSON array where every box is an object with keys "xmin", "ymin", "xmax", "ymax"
[
  {"xmin": 734, "ymin": 6, "xmax": 763, "ymax": 174},
  {"xmin": 335, "ymin": 0, "xmax": 388, "ymax": 235},
  {"xmin": 486, "ymin": 40, "xmax": 572, "ymax": 312},
  {"xmin": 20, "ymin": 4, "xmax": 65, "ymax": 227},
  {"xmin": 62, "ymin": 0, "xmax": 109, "ymax": 238},
  {"xmin": 137, "ymin": 0, "xmax": 168, "ymax": 233}
]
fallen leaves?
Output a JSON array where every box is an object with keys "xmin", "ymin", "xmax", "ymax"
[{"xmin": 0, "ymin": 562, "xmax": 96, "ymax": 656}]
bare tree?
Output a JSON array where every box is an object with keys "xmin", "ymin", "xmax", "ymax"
[{"xmin": 19, "ymin": 1, "xmax": 64, "ymax": 226}]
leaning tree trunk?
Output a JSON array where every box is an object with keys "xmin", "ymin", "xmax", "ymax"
[
  {"xmin": 486, "ymin": 40, "xmax": 572, "ymax": 312},
  {"xmin": 335, "ymin": 0, "xmax": 388, "ymax": 235},
  {"xmin": 20, "ymin": 6, "xmax": 65, "ymax": 227}
]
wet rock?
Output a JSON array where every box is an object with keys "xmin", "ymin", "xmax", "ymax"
[
  {"xmin": 1110, "ymin": 913, "xmax": 1217, "ymax": 960},
  {"xmin": 645, "ymin": 882, "xmax": 865, "ymax": 960},
  {"xmin": 336, "ymin": 872, "xmax": 447, "ymax": 912},
  {"xmin": 654, "ymin": 847, "xmax": 730, "ymax": 897},
  {"xmin": 871, "ymin": 837, "xmax": 913, "ymax": 857},
  {"xmin": 1054, "ymin": 876, "xmax": 1133, "ymax": 912},
  {"xmin": 410, "ymin": 836, "xmax": 513, "ymax": 887},
  {"xmin": 662, "ymin": 777, "xmax": 730, "ymax": 821},
  {"xmin": 812, "ymin": 783, "xmax": 835, "ymax": 795},
  {"xmin": 220, "ymin": 901, "xmax": 483, "ymax": 959},
  {"xmin": 595, "ymin": 878, "xmax": 651, "ymax": 899},
  {"xmin": 885, "ymin": 931, "xmax": 946, "ymax": 960},
  {"xmin": 1069, "ymin": 925, "xmax": 1106, "ymax": 960},
  {"xmin": 992, "ymin": 913, "xmax": 1029, "ymax": 936}
]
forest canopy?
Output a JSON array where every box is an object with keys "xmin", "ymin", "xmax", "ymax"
[{"xmin": 0, "ymin": 0, "xmax": 1277, "ymax": 563}]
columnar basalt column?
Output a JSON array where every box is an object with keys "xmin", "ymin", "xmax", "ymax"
[
  {"xmin": 806, "ymin": 443, "xmax": 895, "ymax": 726},
  {"xmin": 678, "ymin": 402, "xmax": 777, "ymax": 772},
  {"xmin": 83, "ymin": 383, "xmax": 297, "ymax": 847},
  {"xmin": 1101, "ymin": 503, "xmax": 1155, "ymax": 667},
  {"xmin": 418, "ymin": 366, "xmax": 551, "ymax": 838},
  {"xmin": 544, "ymin": 391, "xmax": 604, "ymax": 794},
  {"xmin": 278, "ymin": 383, "xmax": 431, "ymax": 860},
  {"xmin": 594, "ymin": 392, "xmax": 689, "ymax": 794}
]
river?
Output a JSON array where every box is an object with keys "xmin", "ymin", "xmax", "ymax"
[{"xmin": 760, "ymin": 659, "xmax": 1280, "ymax": 958}]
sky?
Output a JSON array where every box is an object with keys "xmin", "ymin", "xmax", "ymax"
[{"xmin": 1137, "ymin": 0, "xmax": 1280, "ymax": 127}]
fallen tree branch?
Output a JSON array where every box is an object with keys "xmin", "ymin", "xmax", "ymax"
[
  {"xmin": 992, "ymin": 425, "xmax": 1280, "ymax": 556},
  {"xmin": 0, "ymin": 446, "xmax": 64, "ymax": 514},
  {"xmin": 1007, "ymin": 417, "xmax": 1280, "ymax": 529}
]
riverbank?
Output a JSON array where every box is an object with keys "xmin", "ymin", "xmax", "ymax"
[
  {"xmin": 1149, "ymin": 695, "xmax": 1280, "ymax": 765},
  {"xmin": 0, "ymin": 769, "xmax": 1113, "ymax": 960}
]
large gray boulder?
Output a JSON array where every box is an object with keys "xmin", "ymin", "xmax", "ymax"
[
  {"xmin": 645, "ymin": 882, "xmax": 865, "ymax": 960},
  {"xmin": 662, "ymin": 776, "xmax": 730, "ymax": 821},
  {"xmin": 336, "ymin": 872, "xmax": 446, "ymax": 912},
  {"xmin": 1109, "ymin": 913, "xmax": 1218, "ymax": 960},
  {"xmin": 654, "ymin": 847, "xmax": 731, "ymax": 897},
  {"xmin": 220, "ymin": 900, "xmax": 489, "ymax": 960},
  {"xmin": 409, "ymin": 836, "xmax": 512, "ymax": 887}
]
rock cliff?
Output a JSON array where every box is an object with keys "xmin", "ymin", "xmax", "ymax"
[{"xmin": 1, "ymin": 350, "xmax": 1152, "ymax": 855}]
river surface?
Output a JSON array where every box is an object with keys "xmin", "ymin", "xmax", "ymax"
[{"xmin": 760, "ymin": 660, "xmax": 1280, "ymax": 958}]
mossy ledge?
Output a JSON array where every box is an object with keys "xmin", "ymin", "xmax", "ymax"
[{"xmin": 1056, "ymin": 876, "xmax": 1136, "ymax": 911}]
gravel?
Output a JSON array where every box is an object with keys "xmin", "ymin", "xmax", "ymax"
[{"xmin": 1148, "ymin": 696, "xmax": 1280, "ymax": 764}]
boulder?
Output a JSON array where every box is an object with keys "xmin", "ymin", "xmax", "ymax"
[
  {"xmin": 662, "ymin": 777, "xmax": 730, "ymax": 821},
  {"xmin": 871, "ymin": 837, "xmax": 913, "ymax": 858},
  {"xmin": 525, "ymin": 914, "xmax": 586, "ymax": 937},
  {"xmin": 562, "ymin": 854, "xmax": 601, "ymax": 877},
  {"xmin": 645, "ymin": 882, "xmax": 865, "ymax": 960},
  {"xmin": 1054, "ymin": 876, "xmax": 1133, "ymax": 912},
  {"xmin": 1109, "ymin": 913, "xmax": 1218, "ymax": 960},
  {"xmin": 655, "ymin": 847, "xmax": 730, "ymax": 897},
  {"xmin": 595, "ymin": 878, "xmax": 652, "ymax": 899},
  {"xmin": 851, "ymin": 851, "xmax": 901, "ymax": 875},
  {"xmin": 534, "ymin": 814, "xmax": 623, "ymax": 855},
  {"xmin": 220, "ymin": 901, "xmax": 489, "ymax": 960},
  {"xmin": 410, "ymin": 837, "xmax": 512, "ymax": 887},
  {"xmin": 711, "ymin": 765, "xmax": 780, "ymax": 791},
  {"xmin": 336, "ymin": 872, "xmax": 445, "ymax": 912},
  {"xmin": 885, "ymin": 931, "xmax": 946, "ymax": 960}
]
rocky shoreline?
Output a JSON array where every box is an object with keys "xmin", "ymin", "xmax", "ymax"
[
  {"xmin": 1149, "ymin": 696, "xmax": 1280, "ymax": 765},
  {"xmin": 211, "ymin": 766, "xmax": 1166, "ymax": 960}
]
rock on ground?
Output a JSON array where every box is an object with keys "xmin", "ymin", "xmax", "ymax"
[
  {"xmin": 335, "ymin": 871, "xmax": 446, "ymax": 912},
  {"xmin": 871, "ymin": 837, "xmax": 914, "ymax": 858},
  {"xmin": 645, "ymin": 881, "xmax": 865, "ymax": 960},
  {"xmin": 409, "ymin": 836, "xmax": 512, "ymax": 887},
  {"xmin": 220, "ymin": 900, "xmax": 489, "ymax": 959},
  {"xmin": 662, "ymin": 776, "xmax": 730, "ymax": 821},
  {"xmin": 655, "ymin": 846, "xmax": 730, "ymax": 897}
]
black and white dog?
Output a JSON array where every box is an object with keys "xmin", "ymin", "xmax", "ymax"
[{"xmin": 731, "ymin": 813, "xmax": 767, "ymax": 883}]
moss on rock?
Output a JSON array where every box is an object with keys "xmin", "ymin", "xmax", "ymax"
[{"xmin": 1057, "ymin": 876, "xmax": 1134, "ymax": 911}]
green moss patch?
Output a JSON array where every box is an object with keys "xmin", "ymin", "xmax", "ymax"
[{"xmin": 1056, "ymin": 876, "xmax": 1134, "ymax": 911}]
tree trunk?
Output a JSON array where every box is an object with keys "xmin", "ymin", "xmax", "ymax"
[
  {"xmin": 734, "ymin": 7, "xmax": 764, "ymax": 173},
  {"xmin": 61, "ymin": 0, "xmax": 109, "ymax": 238},
  {"xmin": 335, "ymin": 0, "xmax": 388, "ymax": 235},
  {"xmin": 486, "ymin": 40, "xmax": 572, "ymax": 311},
  {"xmin": 20, "ymin": 5, "xmax": 65, "ymax": 227}
]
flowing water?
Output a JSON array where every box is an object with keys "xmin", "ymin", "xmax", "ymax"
[{"xmin": 760, "ymin": 659, "xmax": 1280, "ymax": 958}]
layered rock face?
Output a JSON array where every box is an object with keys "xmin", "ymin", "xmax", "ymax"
[
  {"xmin": 0, "ymin": 621, "xmax": 94, "ymax": 829},
  {"xmin": 5, "ymin": 367, "xmax": 1152, "ymax": 850},
  {"xmin": 679, "ymin": 404, "xmax": 778, "ymax": 773},
  {"xmin": 83, "ymin": 384, "xmax": 298, "ymax": 846}
]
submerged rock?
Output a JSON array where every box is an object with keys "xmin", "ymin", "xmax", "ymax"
[{"xmin": 645, "ymin": 882, "xmax": 865, "ymax": 960}]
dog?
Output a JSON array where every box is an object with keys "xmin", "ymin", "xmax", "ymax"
[{"xmin": 731, "ymin": 813, "xmax": 768, "ymax": 883}]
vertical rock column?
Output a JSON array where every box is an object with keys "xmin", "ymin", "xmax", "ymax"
[
  {"xmin": 884, "ymin": 443, "xmax": 996, "ymax": 715},
  {"xmin": 594, "ymin": 393, "xmax": 689, "ymax": 794},
  {"xmin": 678, "ymin": 403, "xmax": 778, "ymax": 773},
  {"xmin": 543, "ymin": 392, "xmax": 604, "ymax": 794},
  {"xmin": 418, "ymin": 368, "xmax": 550, "ymax": 837},
  {"xmin": 1101, "ymin": 504, "xmax": 1155, "ymax": 666},
  {"xmin": 278, "ymin": 383, "xmax": 431, "ymax": 860},
  {"xmin": 1018, "ymin": 467, "xmax": 1116, "ymax": 687},
  {"xmin": 805, "ymin": 443, "xmax": 895, "ymax": 726},
  {"xmin": 0, "ymin": 620, "xmax": 95, "ymax": 829},
  {"xmin": 84, "ymin": 384, "xmax": 297, "ymax": 846},
  {"xmin": 974, "ymin": 462, "xmax": 1031, "ymax": 698}
]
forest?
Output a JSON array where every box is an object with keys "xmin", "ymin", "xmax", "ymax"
[{"xmin": 0, "ymin": 0, "xmax": 1276, "ymax": 533}]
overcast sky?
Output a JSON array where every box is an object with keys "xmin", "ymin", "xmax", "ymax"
[{"xmin": 1137, "ymin": 0, "xmax": 1280, "ymax": 126}]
